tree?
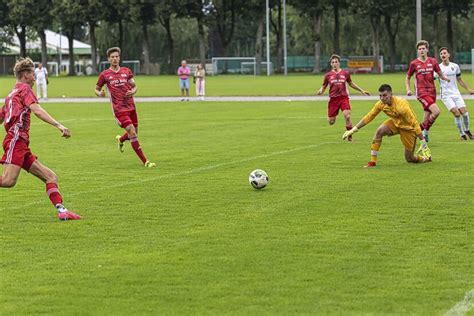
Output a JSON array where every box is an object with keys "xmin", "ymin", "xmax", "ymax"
[
  {"xmin": 130, "ymin": 0, "xmax": 157, "ymax": 75},
  {"xmin": 156, "ymin": 0, "xmax": 176, "ymax": 72},
  {"xmin": 52, "ymin": 0, "xmax": 85, "ymax": 75},
  {"xmin": 6, "ymin": 0, "xmax": 31, "ymax": 57},
  {"xmin": 382, "ymin": 1, "xmax": 413, "ymax": 72},
  {"xmin": 30, "ymin": 0, "xmax": 54, "ymax": 66},
  {"xmin": 292, "ymin": 0, "xmax": 328, "ymax": 73},
  {"xmin": 83, "ymin": 0, "xmax": 106, "ymax": 74}
]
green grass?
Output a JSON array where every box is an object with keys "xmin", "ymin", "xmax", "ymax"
[
  {"xmin": 1, "ymin": 73, "xmax": 473, "ymax": 97},
  {"xmin": 1, "ymin": 99, "xmax": 473, "ymax": 314}
]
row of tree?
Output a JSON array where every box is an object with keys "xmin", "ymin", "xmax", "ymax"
[{"xmin": 0, "ymin": 0, "xmax": 472, "ymax": 75}]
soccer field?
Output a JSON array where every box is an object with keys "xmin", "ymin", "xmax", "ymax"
[
  {"xmin": 1, "ymin": 99, "xmax": 473, "ymax": 314},
  {"xmin": 0, "ymin": 73, "xmax": 473, "ymax": 98}
]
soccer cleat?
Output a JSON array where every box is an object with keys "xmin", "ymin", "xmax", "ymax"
[
  {"xmin": 422, "ymin": 129, "xmax": 429, "ymax": 142},
  {"xmin": 116, "ymin": 135, "xmax": 124, "ymax": 153},
  {"xmin": 347, "ymin": 135, "xmax": 353, "ymax": 142},
  {"xmin": 465, "ymin": 130, "xmax": 474, "ymax": 140},
  {"xmin": 364, "ymin": 161, "xmax": 376, "ymax": 168},
  {"xmin": 58, "ymin": 210, "xmax": 82, "ymax": 221},
  {"xmin": 144, "ymin": 161, "xmax": 156, "ymax": 168},
  {"xmin": 461, "ymin": 135, "xmax": 468, "ymax": 141}
]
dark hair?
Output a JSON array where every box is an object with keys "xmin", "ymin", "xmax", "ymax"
[
  {"xmin": 416, "ymin": 40, "xmax": 429, "ymax": 49},
  {"xmin": 106, "ymin": 47, "xmax": 121, "ymax": 57},
  {"xmin": 378, "ymin": 84, "xmax": 392, "ymax": 93},
  {"xmin": 329, "ymin": 54, "xmax": 341, "ymax": 62},
  {"xmin": 439, "ymin": 47, "xmax": 449, "ymax": 53}
]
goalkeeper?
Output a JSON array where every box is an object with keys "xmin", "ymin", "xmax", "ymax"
[{"xmin": 343, "ymin": 84, "xmax": 432, "ymax": 167}]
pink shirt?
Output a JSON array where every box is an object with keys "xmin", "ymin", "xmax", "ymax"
[
  {"xmin": 323, "ymin": 70, "xmax": 352, "ymax": 98},
  {"xmin": 3, "ymin": 82, "xmax": 37, "ymax": 143},
  {"xmin": 407, "ymin": 57, "xmax": 441, "ymax": 98},
  {"xmin": 177, "ymin": 66, "xmax": 190, "ymax": 80},
  {"xmin": 96, "ymin": 67, "xmax": 136, "ymax": 114}
]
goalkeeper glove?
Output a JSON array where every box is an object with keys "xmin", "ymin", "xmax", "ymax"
[{"xmin": 342, "ymin": 126, "xmax": 358, "ymax": 140}]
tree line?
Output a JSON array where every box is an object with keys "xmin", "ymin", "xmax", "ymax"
[{"xmin": 0, "ymin": 0, "xmax": 472, "ymax": 75}]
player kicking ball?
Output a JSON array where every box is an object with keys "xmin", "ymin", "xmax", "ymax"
[
  {"xmin": 95, "ymin": 47, "xmax": 156, "ymax": 168},
  {"xmin": 343, "ymin": 84, "xmax": 432, "ymax": 167},
  {"xmin": 0, "ymin": 58, "xmax": 81, "ymax": 220}
]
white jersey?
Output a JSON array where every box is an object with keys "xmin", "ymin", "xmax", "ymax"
[
  {"xmin": 34, "ymin": 67, "xmax": 48, "ymax": 82},
  {"xmin": 437, "ymin": 62, "xmax": 461, "ymax": 98}
]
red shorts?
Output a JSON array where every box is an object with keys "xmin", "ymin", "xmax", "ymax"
[
  {"xmin": 1, "ymin": 135, "xmax": 37, "ymax": 171},
  {"xmin": 417, "ymin": 95, "xmax": 436, "ymax": 111},
  {"xmin": 115, "ymin": 109, "xmax": 138, "ymax": 129},
  {"xmin": 328, "ymin": 96, "xmax": 351, "ymax": 118}
]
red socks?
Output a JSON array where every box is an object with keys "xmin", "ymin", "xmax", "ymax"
[
  {"xmin": 119, "ymin": 133, "xmax": 129, "ymax": 143},
  {"xmin": 46, "ymin": 183, "xmax": 63, "ymax": 206},
  {"xmin": 130, "ymin": 136, "xmax": 148, "ymax": 164}
]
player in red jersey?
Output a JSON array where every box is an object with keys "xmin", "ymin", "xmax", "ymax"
[
  {"xmin": 317, "ymin": 54, "xmax": 370, "ymax": 141},
  {"xmin": 0, "ymin": 58, "xmax": 81, "ymax": 220},
  {"xmin": 95, "ymin": 47, "xmax": 156, "ymax": 168},
  {"xmin": 405, "ymin": 40, "xmax": 449, "ymax": 142}
]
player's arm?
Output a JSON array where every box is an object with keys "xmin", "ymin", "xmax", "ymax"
[
  {"xmin": 94, "ymin": 85, "xmax": 106, "ymax": 97},
  {"xmin": 29, "ymin": 103, "xmax": 70, "ymax": 138},
  {"xmin": 342, "ymin": 104, "xmax": 380, "ymax": 139},
  {"xmin": 348, "ymin": 81, "xmax": 369, "ymax": 95},
  {"xmin": 405, "ymin": 75, "xmax": 413, "ymax": 96},
  {"xmin": 126, "ymin": 79, "xmax": 137, "ymax": 96},
  {"xmin": 317, "ymin": 83, "xmax": 327, "ymax": 95},
  {"xmin": 0, "ymin": 106, "xmax": 4, "ymax": 124},
  {"xmin": 457, "ymin": 76, "xmax": 474, "ymax": 94}
]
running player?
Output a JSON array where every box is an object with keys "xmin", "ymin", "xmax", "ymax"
[
  {"xmin": 343, "ymin": 84, "xmax": 432, "ymax": 167},
  {"xmin": 437, "ymin": 47, "xmax": 474, "ymax": 140},
  {"xmin": 95, "ymin": 47, "xmax": 156, "ymax": 168},
  {"xmin": 405, "ymin": 40, "xmax": 449, "ymax": 142},
  {"xmin": 1, "ymin": 57, "xmax": 81, "ymax": 220},
  {"xmin": 317, "ymin": 54, "xmax": 370, "ymax": 141}
]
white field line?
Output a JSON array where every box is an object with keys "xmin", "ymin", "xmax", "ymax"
[
  {"xmin": 1, "ymin": 141, "xmax": 339, "ymax": 212},
  {"xmin": 445, "ymin": 289, "xmax": 474, "ymax": 316}
]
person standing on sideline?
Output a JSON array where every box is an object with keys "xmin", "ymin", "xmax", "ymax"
[
  {"xmin": 1, "ymin": 57, "xmax": 81, "ymax": 220},
  {"xmin": 343, "ymin": 84, "xmax": 432, "ymax": 168},
  {"xmin": 437, "ymin": 47, "xmax": 474, "ymax": 140},
  {"xmin": 95, "ymin": 47, "xmax": 156, "ymax": 168},
  {"xmin": 405, "ymin": 40, "xmax": 449, "ymax": 142},
  {"xmin": 317, "ymin": 54, "xmax": 370, "ymax": 141},
  {"xmin": 34, "ymin": 62, "xmax": 48, "ymax": 100},
  {"xmin": 177, "ymin": 60, "xmax": 191, "ymax": 101},
  {"xmin": 194, "ymin": 63, "xmax": 206, "ymax": 101}
]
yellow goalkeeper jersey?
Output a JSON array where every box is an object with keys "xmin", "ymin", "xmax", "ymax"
[{"xmin": 362, "ymin": 96, "xmax": 422, "ymax": 134}]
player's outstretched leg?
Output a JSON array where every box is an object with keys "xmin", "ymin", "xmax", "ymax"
[
  {"xmin": 29, "ymin": 160, "xmax": 81, "ymax": 220},
  {"xmin": 461, "ymin": 111, "xmax": 473, "ymax": 139}
]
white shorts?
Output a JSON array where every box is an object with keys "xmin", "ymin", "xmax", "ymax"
[{"xmin": 441, "ymin": 94, "xmax": 466, "ymax": 111}]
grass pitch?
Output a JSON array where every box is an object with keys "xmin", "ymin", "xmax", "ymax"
[
  {"xmin": 0, "ymin": 99, "xmax": 473, "ymax": 314},
  {"xmin": 0, "ymin": 73, "xmax": 473, "ymax": 98}
]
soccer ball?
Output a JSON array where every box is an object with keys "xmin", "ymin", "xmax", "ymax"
[{"xmin": 249, "ymin": 169, "xmax": 269, "ymax": 189}]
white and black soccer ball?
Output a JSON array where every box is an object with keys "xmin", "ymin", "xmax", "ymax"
[{"xmin": 249, "ymin": 169, "xmax": 269, "ymax": 189}]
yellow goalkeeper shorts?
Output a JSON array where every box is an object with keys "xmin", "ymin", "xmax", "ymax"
[{"xmin": 384, "ymin": 119, "xmax": 418, "ymax": 153}]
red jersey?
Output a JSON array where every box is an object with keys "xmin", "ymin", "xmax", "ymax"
[
  {"xmin": 96, "ymin": 67, "xmax": 136, "ymax": 113},
  {"xmin": 323, "ymin": 70, "xmax": 352, "ymax": 98},
  {"xmin": 407, "ymin": 57, "xmax": 441, "ymax": 98},
  {"xmin": 3, "ymin": 82, "xmax": 37, "ymax": 143}
]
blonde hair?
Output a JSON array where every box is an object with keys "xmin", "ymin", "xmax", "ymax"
[
  {"xmin": 14, "ymin": 57, "xmax": 35, "ymax": 79},
  {"xmin": 416, "ymin": 40, "xmax": 429, "ymax": 49}
]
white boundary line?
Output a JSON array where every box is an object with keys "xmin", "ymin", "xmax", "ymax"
[
  {"xmin": 445, "ymin": 289, "xmax": 474, "ymax": 316},
  {"xmin": 1, "ymin": 141, "xmax": 339, "ymax": 212}
]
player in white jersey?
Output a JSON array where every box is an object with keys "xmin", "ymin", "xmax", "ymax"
[
  {"xmin": 34, "ymin": 63, "xmax": 49, "ymax": 100},
  {"xmin": 437, "ymin": 47, "xmax": 474, "ymax": 140}
]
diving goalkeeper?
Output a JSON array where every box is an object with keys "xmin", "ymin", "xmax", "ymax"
[{"xmin": 343, "ymin": 84, "xmax": 432, "ymax": 167}]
